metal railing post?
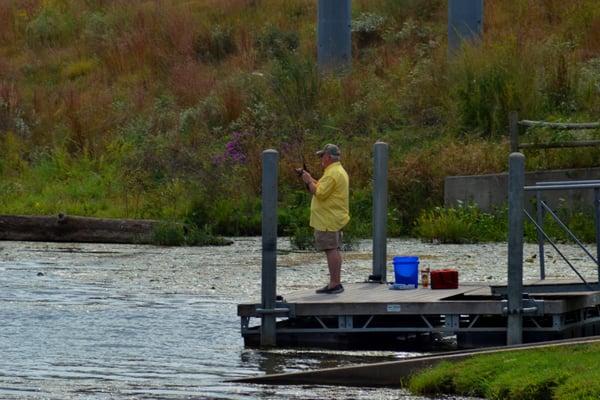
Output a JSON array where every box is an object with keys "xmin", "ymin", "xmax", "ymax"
[
  {"xmin": 595, "ymin": 188, "xmax": 600, "ymax": 281},
  {"xmin": 536, "ymin": 191, "xmax": 546, "ymax": 280},
  {"xmin": 507, "ymin": 152, "xmax": 525, "ymax": 345},
  {"xmin": 261, "ymin": 149, "xmax": 278, "ymax": 346},
  {"xmin": 372, "ymin": 142, "xmax": 389, "ymax": 283}
]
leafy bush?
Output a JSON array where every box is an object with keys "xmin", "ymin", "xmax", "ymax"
[
  {"xmin": 289, "ymin": 224, "xmax": 314, "ymax": 250},
  {"xmin": 453, "ymin": 59, "xmax": 513, "ymax": 137},
  {"xmin": 152, "ymin": 221, "xmax": 232, "ymax": 246},
  {"xmin": 186, "ymin": 195, "xmax": 262, "ymax": 236},
  {"xmin": 577, "ymin": 57, "xmax": 600, "ymax": 113},
  {"xmin": 0, "ymin": 85, "xmax": 30, "ymax": 138},
  {"xmin": 82, "ymin": 11, "xmax": 113, "ymax": 49},
  {"xmin": 256, "ymin": 25, "xmax": 299, "ymax": 60},
  {"xmin": 415, "ymin": 202, "xmax": 597, "ymax": 244},
  {"xmin": 195, "ymin": 25, "xmax": 236, "ymax": 62},
  {"xmin": 268, "ymin": 54, "xmax": 320, "ymax": 135},
  {"xmin": 26, "ymin": 6, "xmax": 76, "ymax": 47},
  {"xmin": 352, "ymin": 12, "xmax": 386, "ymax": 47},
  {"xmin": 414, "ymin": 203, "xmax": 482, "ymax": 244},
  {"xmin": 63, "ymin": 59, "xmax": 97, "ymax": 79}
]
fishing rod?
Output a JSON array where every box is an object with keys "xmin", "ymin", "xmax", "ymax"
[{"xmin": 295, "ymin": 150, "xmax": 311, "ymax": 192}]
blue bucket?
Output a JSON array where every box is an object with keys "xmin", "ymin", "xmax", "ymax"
[{"xmin": 393, "ymin": 256, "xmax": 419, "ymax": 288}]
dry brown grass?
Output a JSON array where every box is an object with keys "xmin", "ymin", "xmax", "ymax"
[
  {"xmin": 0, "ymin": 2, "xmax": 14, "ymax": 43},
  {"xmin": 169, "ymin": 59, "xmax": 216, "ymax": 107}
]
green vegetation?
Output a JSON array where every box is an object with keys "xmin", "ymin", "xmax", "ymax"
[
  {"xmin": 152, "ymin": 222, "xmax": 232, "ymax": 246},
  {"xmin": 414, "ymin": 202, "xmax": 597, "ymax": 244},
  {"xmin": 2, "ymin": 1, "xmax": 600, "ymax": 243},
  {"xmin": 408, "ymin": 343, "xmax": 600, "ymax": 399}
]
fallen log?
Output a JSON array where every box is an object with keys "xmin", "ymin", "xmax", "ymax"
[{"xmin": 0, "ymin": 214, "xmax": 159, "ymax": 244}]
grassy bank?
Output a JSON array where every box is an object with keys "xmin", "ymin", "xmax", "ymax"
[
  {"xmin": 408, "ymin": 343, "xmax": 600, "ymax": 399},
  {"xmin": 414, "ymin": 203, "xmax": 597, "ymax": 244},
  {"xmin": 2, "ymin": 1, "xmax": 600, "ymax": 240}
]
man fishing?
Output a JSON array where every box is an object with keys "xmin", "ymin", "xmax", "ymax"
[{"xmin": 298, "ymin": 144, "xmax": 350, "ymax": 294}]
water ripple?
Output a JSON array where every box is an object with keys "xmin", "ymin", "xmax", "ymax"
[{"xmin": 1, "ymin": 238, "xmax": 572, "ymax": 398}]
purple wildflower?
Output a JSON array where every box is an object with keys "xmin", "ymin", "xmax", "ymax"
[{"xmin": 214, "ymin": 131, "xmax": 248, "ymax": 165}]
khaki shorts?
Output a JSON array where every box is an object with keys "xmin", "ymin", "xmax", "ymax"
[{"xmin": 314, "ymin": 230, "xmax": 343, "ymax": 251}]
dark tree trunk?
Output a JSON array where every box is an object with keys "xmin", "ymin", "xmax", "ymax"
[{"xmin": 0, "ymin": 214, "xmax": 158, "ymax": 244}]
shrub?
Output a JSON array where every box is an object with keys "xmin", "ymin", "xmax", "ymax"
[
  {"xmin": 268, "ymin": 54, "xmax": 320, "ymax": 137},
  {"xmin": 256, "ymin": 25, "xmax": 299, "ymax": 60},
  {"xmin": 195, "ymin": 25, "xmax": 236, "ymax": 62},
  {"xmin": 352, "ymin": 12, "xmax": 386, "ymax": 48},
  {"xmin": 414, "ymin": 202, "xmax": 597, "ymax": 244},
  {"xmin": 152, "ymin": 221, "xmax": 232, "ymax": 246},
  {"xmin": 63, "ymin": 58, "xmax": 97, "ymax": 79},
  {"xmin": 82, "ymin": 11, "xmax": 113, "ymax": 49},
  {"xmin": 289, "ymin": 224, "xmax": 314, "ymax": 250},
  {"xmin": 186, "ymin": 195, "xmax": 261, "ymax": 236},
  {"xmin": 414, "ymin": 204, "xmax": 478, "ymax": 244},
  {"xmin": 576, "ymin": 57, "xmax": 600, "ymax": 113},
  {"xmin": 0, "ymin": 83, "xmax": 30, "ymax": 138},
  {"xmin": 26, "ymin": 6, "xmax": 76, "ymax": 47}
]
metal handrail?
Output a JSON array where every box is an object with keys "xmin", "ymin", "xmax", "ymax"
[
  {"xmin": 523, "ymin": 209, "xmax": 590, "ymax": 286},
  {"xmin": 525, "ymin": 183, "xmax": 600, "ymax": 191},
  {"xmin": 536, "ymin": 180, "xmax": 600, "ymax": 185},
  {"xmin": 541, "ymin": 201, "xmax": 598, "ymax": 265},
  {"xmin": 524, "ymin": 181, "xmax": 600, "ymax": 282}
]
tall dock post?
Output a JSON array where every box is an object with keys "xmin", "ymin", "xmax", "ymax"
[
  {"xmin": 507, "ymin": 152, "xmax": 525, "ymax": 345},
  {"xmin": 317, "ymin": 0, "xmax": 352, "ymax": 72},
  {"xmin": 372, "ymin": 142, "xmax": 389, "ymax": 283},
  {"xmin": 595, "ymin": 188, "xmax": 600, "ymax": 281},
  {"xmin": 261, "ymin": 149, "xmax": 278, "ymax": 346},
  {"xmin": 448, "ymin": 0, "xmax": 484, "ymax": 53}
]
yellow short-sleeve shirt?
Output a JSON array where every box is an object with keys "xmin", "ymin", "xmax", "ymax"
[{"xmin": 309, "ymin": 162, "xmax": 350, "ymax": 231}]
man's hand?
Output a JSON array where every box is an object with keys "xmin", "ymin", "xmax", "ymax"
[{"xmin": 301, "ymin": 170, "xmax": 313, "ymax": 184}]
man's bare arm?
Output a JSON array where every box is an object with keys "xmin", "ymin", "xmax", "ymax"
[{"xmin": 301, "ymin": 171, "xmax": 317, "ymax": 194}]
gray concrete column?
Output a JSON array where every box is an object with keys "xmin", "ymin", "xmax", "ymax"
[
  {"xmin": 448, "ymin": 0, "xmax": 484, "ymax": 53},
  {"xmin": 372, "ymin": 142, "xmax": 389, "ymax": 282},
  {"xmin": 261, "ymin": 149, "xmax": 278, "ymax": 346},
  {"xmin": 318, "ymin": 0, "xmax": 352, "ymax": 72},
  {"xmin": 507, "ymin": 152, "xmax": 525, "ymax": 345}
]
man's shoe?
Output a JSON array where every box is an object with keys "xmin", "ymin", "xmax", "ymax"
[{"xmin": 316, "ymin": 284, "xmax": 344, "ymax": 294}]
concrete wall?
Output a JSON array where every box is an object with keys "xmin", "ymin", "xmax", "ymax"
[{"xmin": 444, "ymin": 168, "xmax": 600, "ymax": 212}]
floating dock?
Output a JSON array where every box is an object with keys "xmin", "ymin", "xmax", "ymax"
[
  {"xmin": 238, "ymin": 280, "xmax": 600, "ymax": 349},
  {"xmin": 246, "ymin": 147, "xmax": 600, "ymax": 349}
]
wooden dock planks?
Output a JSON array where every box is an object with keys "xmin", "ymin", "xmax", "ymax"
[{"xmin": 238, "ymin": 282, "xmax": 600, "ymax": 317}]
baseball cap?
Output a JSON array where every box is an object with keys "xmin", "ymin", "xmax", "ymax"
[{"xmin": 316, "ymin": 143, "xmax": 341, "ymax": 157}]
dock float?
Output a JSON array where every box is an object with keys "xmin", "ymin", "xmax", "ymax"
[
  {"xmin": 246, "ymin": 148, "xmax": 600, "ymax": 348},
  {"xmin": 238, "ymin": 281, "xmax": 600, "ymax": 349}
]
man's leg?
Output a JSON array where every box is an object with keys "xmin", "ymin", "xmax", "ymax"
[{"xmin": 325, "ymin": 248, "xmax": 342, "ymax": 288}]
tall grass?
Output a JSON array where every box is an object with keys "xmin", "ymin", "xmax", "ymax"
[
  {"xmin": 415, "ymin": 203, "xmax": 597, "ymax": 244},
  {"xmin": 2, "ymin": 1, "xmax": 600, "ymax": 238}
]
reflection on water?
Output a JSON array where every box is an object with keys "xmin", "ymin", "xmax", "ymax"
[{"xmin": 1, "ymin": 238, "xmax": 596, "ymax": 399}]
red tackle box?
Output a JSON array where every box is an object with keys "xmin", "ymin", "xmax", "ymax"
[{"xmin": 430, "ymin": 269, "xmax": 459, "ymax": 289}]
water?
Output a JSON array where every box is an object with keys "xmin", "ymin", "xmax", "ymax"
[{"xmin": 1, "ymin": 238, "xmax": 597, "ymax": 399}]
